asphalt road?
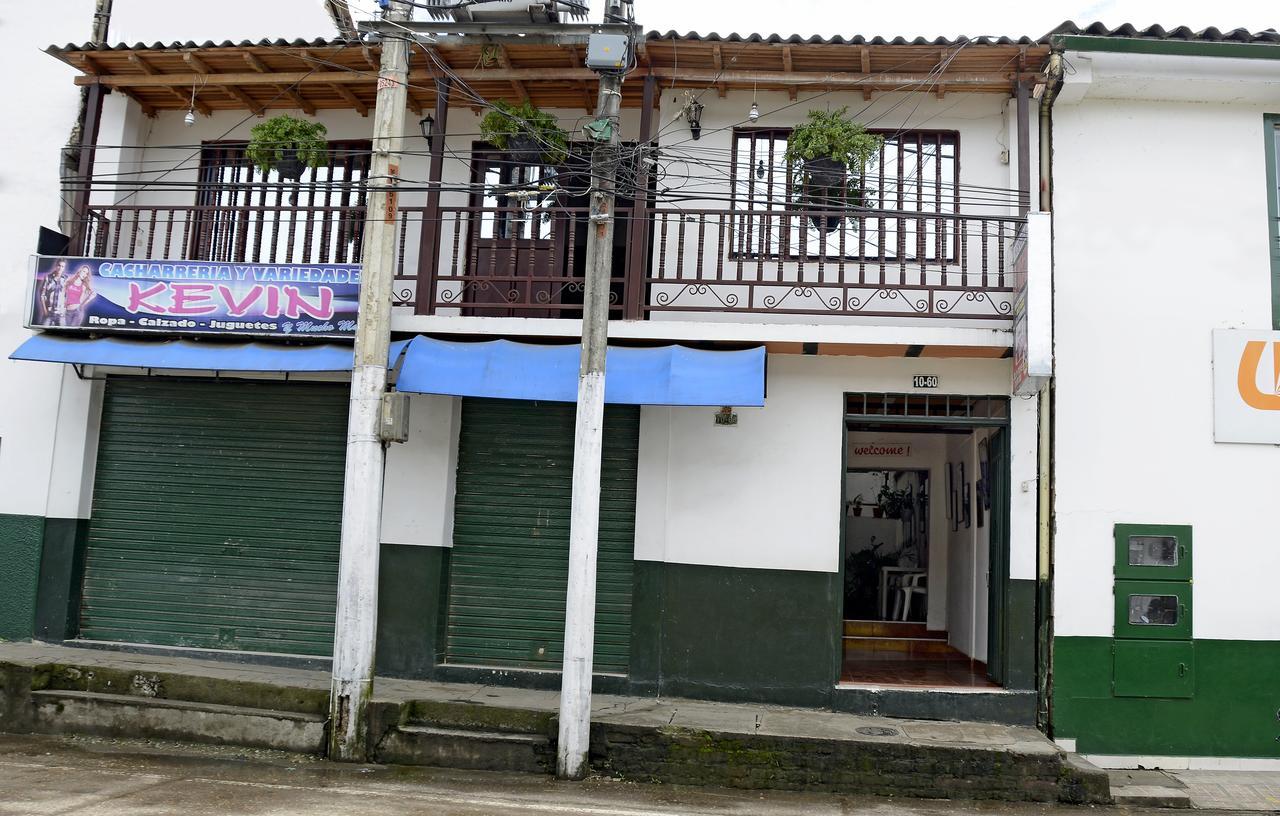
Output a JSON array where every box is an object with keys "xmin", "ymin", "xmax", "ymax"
[{"xmin": 0, "ymin": 732, "xmax": 1200, "ymax": 816}]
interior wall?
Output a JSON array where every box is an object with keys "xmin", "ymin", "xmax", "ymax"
[
  {"xmin": 943, "ymin": 430, "xmax": 993, "ymax": 661},
  {"xmin": 843, "ymin": 434, "xmax": 948, "ymax": 629}
]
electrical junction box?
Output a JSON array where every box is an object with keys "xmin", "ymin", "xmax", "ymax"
[
  {"xmin": 586, "ymin": 34, "xmax": 629, "ymax": 69},
  {"xmin": 380, "ymin": 391, "xmax": 411, "ymax": 443},
  {"xmin": 1113, "ymin": 640, "xmax": 1195, "ymax": 699}
]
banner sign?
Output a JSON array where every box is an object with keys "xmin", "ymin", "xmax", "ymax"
[
  {"xmin": 1213, "ymin": 329, "xmax": 1280, "ymax": 444},
  {"xmin": 27, "ymin": 256, "xmax": 361, "ymax": 339},
  {"xmin": 1012, "ymin": 213, "xmax": 1052, "ymax": 396}
]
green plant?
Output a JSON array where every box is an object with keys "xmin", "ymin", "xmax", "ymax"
[
  {"xmin": 245, "ymin": 115, "xmax": 329, "ymax": 175},
  {"xmin": 878, "ymin": 484, "xmax": 911, "ymax": 520},
  {"xmin": 843, "ymin": 539, "xmax": 897, "ymax": 619},
  {"xmin": 784, "ymin": 107, "xmax": 882, "ymax": 172},
  {"xmin": 851, "ymin": 494, "xmax": 865, "ymax": 517},
  {"xmin": 479, "ymin": 100, "xmax": 570, "ymax": 164}
]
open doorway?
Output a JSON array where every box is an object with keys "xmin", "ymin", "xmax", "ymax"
[{"xmin": 840, "ymin": 394, "xmax": 1010, "ymax": 689}]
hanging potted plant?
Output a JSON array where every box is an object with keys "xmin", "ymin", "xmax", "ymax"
[
  {"xmin": 479, "ymin": 100, "xmax": 569, "ymax": 166},
  {"xmin": 784, "ymin": 107, "xmax": 882, "ymax": 232},
  {"xmin": 246, "ymin": 114, "xmax": 329, "ymax": 181}
]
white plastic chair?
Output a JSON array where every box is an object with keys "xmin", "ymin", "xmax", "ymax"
[{"xmin": 894, "ymin": 572, "xmax": 928, "ymax": 621}]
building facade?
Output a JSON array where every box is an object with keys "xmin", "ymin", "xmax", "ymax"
[
  {"xmin": 1048, "ymin": 24, "xmax": 1280, "ymax": 767},
  {"xmin": 2, "ymin": 4, "xmax": 1275, "ymax": 769}
]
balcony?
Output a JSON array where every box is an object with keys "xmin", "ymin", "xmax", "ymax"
[{"xmin": 77, "ymin": 201, "xmax": 1024, "ymax": 324}]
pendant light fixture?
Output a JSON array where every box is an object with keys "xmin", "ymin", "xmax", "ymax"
[
  {"xmin": 184, "ymin": 81, "xmax": 197, "ymax": 127},
  {"xmin": 748, "ymin": 81, "xmax": 760, "ymax": 122}
]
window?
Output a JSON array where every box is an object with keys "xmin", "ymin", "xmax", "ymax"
[
  {"xmin": 730, "ymin": 128, "xmax": 959, "ymax": 260},
  {"xmin": 192, "ymin": 140, "xmax": 371, "ymax": 264},
  {"xmin": 1267, "ymin": 115, "xmax": 1280, "ymax": 329},
  {"xmin": 472, "ymin": 149, "xmax": 558, "ymax": 242}
]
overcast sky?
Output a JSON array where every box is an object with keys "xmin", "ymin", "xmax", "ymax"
[{"xmin": 104, "ymin": 0, "xmax": 1276, "ymax": 44}]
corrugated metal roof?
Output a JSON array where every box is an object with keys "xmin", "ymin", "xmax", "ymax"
[
  {"xmin": 46, "ymin": 20, "xmax": 1280, "ymax": 58},
  {"xmin": 643, "ymin": 32, "xmax": 1043, "ymax": 46},
  {"xmin": 47, "ymin": 37, "xmax": 352, "ymax": 54},
  {"xmin": 1048, "ymin": 21, "xmax": 1280, "ymax": 45}
]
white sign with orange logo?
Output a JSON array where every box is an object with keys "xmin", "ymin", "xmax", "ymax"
[{"xmin": 1213, "ymin": 329, "xmax": 1280, "ymax": 444}]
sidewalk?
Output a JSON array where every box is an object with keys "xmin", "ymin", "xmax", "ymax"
[{"xmin": 1109, "ymin": 767, "xmax": 1280, "ymax": 812}]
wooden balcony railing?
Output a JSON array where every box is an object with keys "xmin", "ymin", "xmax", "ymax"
[{"xmin": 79, "ymin": 203, "xmax": 1024, "ymax": 322}]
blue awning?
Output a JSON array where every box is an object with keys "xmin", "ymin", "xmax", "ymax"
[
  {"xmin": 9, "ymin": 334, "xmax": 411, "ymax": 372},
  {"xmin": 396, "ymin": 337, "xmax": 766, "ymax": 406}
]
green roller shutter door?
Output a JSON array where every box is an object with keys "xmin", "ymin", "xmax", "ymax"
[
  {"xmin": 446, "ymin": 398, "xmax": 638, "ymax": 674},
  {"xmin": 79, "ymin": 377, "xmax": 347, "ymax": 657}
]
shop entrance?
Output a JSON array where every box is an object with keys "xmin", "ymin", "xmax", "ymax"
[{"xmin": 840, "ymin": 393, "xmax": 1011, "ymax": 689}]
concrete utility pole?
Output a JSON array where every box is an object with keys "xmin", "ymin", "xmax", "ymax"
[
  {"xmin": 557, "ymin": 0, "xmax": 631, "ymax": 781},
  {"xmin": 329, "ymin": 0, "xmax": 411, "ymax": 762}
]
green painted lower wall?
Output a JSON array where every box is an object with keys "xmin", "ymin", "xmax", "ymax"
[
  {"xmin": 632, "ymin": 561, "xmax": 840, "ymax": 707},
  {"xmin": 0, "ymin": 514, "xmax": 44, "ymax": 641},
  {"xmin": 34, "ymin": 518, "xmax": 89, "ymax": 641},
  {"xmin": 1054, "ymin": 636, "xmax": 1280, "ymax": 757},
  {"xmin": 376, "ymin": 544, "xmax": 448, "ymax": 678}
]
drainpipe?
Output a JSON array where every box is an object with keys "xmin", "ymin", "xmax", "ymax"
[{"xmin": 1035, "ymin": 50, "xmax": 1063, "ymax": 731}]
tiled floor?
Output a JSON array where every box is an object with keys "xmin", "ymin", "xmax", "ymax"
[
  {"xmin": 840, "ymin": 621, "xmax": 1000, "ymax": 688},
  {"xmin": 840, "ymin": 654, "xmax": 1000, "ymax": 688}
]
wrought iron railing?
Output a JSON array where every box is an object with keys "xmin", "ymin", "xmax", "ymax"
[
  {"xmin": 77, "ymin": 202, "xmax": 1024, "ymax": 322},
  {"xmin": 78, "ymin": 201, "xmax": 367, "ymax": 266}
]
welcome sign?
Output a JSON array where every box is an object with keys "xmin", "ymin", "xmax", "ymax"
[{"xmin": 27, "ymin": 256, "xmax": 360, "ymax": 339}]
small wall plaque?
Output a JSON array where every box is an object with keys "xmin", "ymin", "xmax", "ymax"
[
  {"xmin": 912, "ymin": 375, "xmax": 940, "ymax": 389},
  {"xmin": 714, "ymin": 406, "xmax": 738, "ymax": 426}
]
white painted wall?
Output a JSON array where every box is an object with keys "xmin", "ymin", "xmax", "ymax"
[
  {"xmin": 634, "ymin": 353, "xmax": 1016, "ymax": 575},
  {"xmin": 380, "ymin": 393, "xmax": 459, "ymax": 547},
  {"xmin": 1052, "ymin": 52, "xmax": 1280, "ymax": 641},
  {"xmin": 943, "ymin": 429, "xmax": 994, "ymax": 661},
  {"xmin": 0, "ymin": 2, "xmax": 96, "ymax": 519}
]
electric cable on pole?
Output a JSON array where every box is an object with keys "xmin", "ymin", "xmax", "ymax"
[
  {"xmin": 328, "ymin": 0, "xmax": 412, "ymax": 762},
  {"xmin": 557, "ymin": 0, "xmax": 633, "ymax": 781}
]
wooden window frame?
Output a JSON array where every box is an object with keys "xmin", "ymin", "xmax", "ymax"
[
  {"xmin": 728, "ymin": 127, "xmax": 962, "ymax": 262},
  {"xmin": 191, "ymin": 139, "xmax": 372, "ymax": 264}
]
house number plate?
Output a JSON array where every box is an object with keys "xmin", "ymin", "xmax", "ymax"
[{"xmin": 913, "ymin": 375, "xmax": 940, "ymax": 389}]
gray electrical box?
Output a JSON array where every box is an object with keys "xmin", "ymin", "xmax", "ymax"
[
  {"xmin": 586, "ymin": 34, "xmax": 629, "ymax": 70},
  {"xmin": 380, "ymin": 391, "xmax": 411, "ymax": 444}
]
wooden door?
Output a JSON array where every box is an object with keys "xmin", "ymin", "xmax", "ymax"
[{"xmin": 464, "ymin": 151, "xmax": 569, "ymax": 318}]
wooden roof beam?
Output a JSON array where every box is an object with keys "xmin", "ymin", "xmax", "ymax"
[
  {"xmin": 781, "ymin": 46, "xmax": 797, "ymax": 101},
  {"xmin": 647, "ymin": 68, "xmax": 1027, "ymax": 89},
  {"xmin": 493, "ymin": 43, "xmax": 530, "ymax": 103},
  {"xmin": 937, "ymin": 49, "xmax": 947, "ymax": 98},
  {"xmin": 330, "ymin": 83, "xmax": 368, "ymax": 116},
  {"xmin": 711, "ymin": 44, "xmax": 727, "ymax": 97},
  {"xmin": 859, "ymin": 47, "xmax": 872, "ymax": 101},
  {"xmin": 566, "ymin": 48, "xmax": 595, "ymax": 112},
  {"xmin": 242, "ymin": 51, "xmax": 315, "ymax": 115},
  {"xmin": 76, "ymin": 66, "xmax": 603, "ymax": 87},
  {"xmin": 184, "ymin": 51, "xmax": 261, "ymax": 113}
]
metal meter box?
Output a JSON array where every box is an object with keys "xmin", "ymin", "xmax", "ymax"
[
  {"xmin": 586, "ymin": 34, "xmax": 629, "ymax": 69},
  {"xmin": 1113, "ymin": 640, "xmax": 1195, "ymax": 699},
  {"xmin": 1114, "ymin": 579, "xmax": 1192, "ymax": 640},
  {"xmin": 1111, "ymin": 522, "xmax": 1194, "ymax": 698},
  {"xmin": 1114, "ymin": 523, "xmax": 1192, "ymax": 581},
  {"xmin": 380, "ymin": 391, "xmax": 411, "ymax": 443}
]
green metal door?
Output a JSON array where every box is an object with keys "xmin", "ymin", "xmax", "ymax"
[
  {"xmin": 79, "ymin": 377, "xmax": 347, "ymax": 656},
  {"xmin": 445, "ymin": 398, "xmax": 638, "ymax": 673}
]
